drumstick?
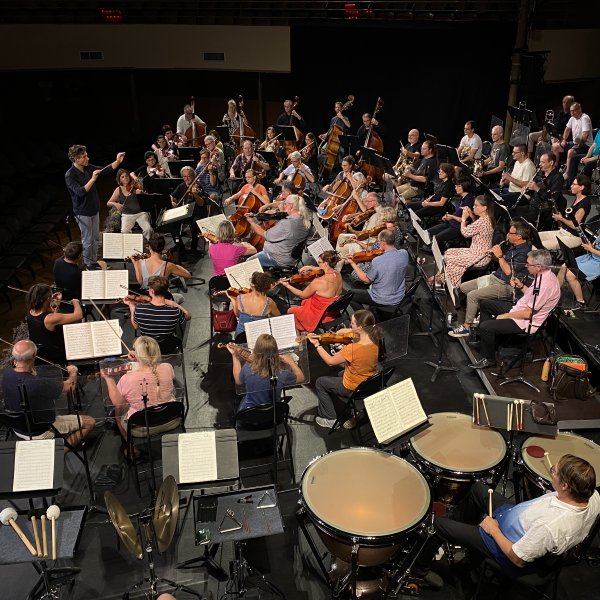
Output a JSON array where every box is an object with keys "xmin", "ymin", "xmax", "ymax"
[
  {"xmin": 544, "ymin": 452, "xmax": 552, "ymax": 471},
  {"xmin": 481, "ymin": 396, "xmax": 491, "ymax": 426},
  {"xmin": 514, "ymin": 400, "xmax": 520, "ymax": 430},
  {"xmin": 506, "ymin": 403, "xmax": 510, "ymax": 431},
  {"xmin": 29, "ymin": 512, "xmax": 42, "ymax": 557},
  {"xmin": 41, "ymin": 514, "xmax": 48, "ymax": 557},
  {"xmin": 475, "ymin": 395, "xmax": 480, "ymax": 425},
  {"xmin": 520, "ymin": 400, "xmax": 525, "ymax": 430},
  {"xmin": 508, "ymin": 403, "xmax": 513, "ymax": 431},
  {"xmin": 488, "ymin": 489, "xmax": 493, "ymax": 517}
]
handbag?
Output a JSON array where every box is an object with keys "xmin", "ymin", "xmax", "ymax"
[
  {"xmin": 547, "ymin": 354, "xmax": 596, "ymax": 402},
  {"xmin": 212, "ymin": 307, "xmax": 237, "ymax": 333}
]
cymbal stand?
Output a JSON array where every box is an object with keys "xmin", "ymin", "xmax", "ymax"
[{"xmin": 229, "ymin": 540, "xmax": 284, "ymax": 598}]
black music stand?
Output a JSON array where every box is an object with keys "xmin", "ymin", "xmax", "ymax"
[
  {"xmin": 215, "ymin": 126, "xmax": 231, "ymax": 145},
  {"xmin": 437, "ymin": 144, "xmax": 461, "ymax": 167},
  {"xmin": 177, "ymin": 147, "xmax": 201, "ymax": 162},
  {"xmin": 168, "ymin": 160, "xmax": 196, "ymax": 177},
  {"xmin": 358, "ymin": 146, "xmax": 395, "ymax": 177},
  {"xmin": 274, "ymin": 125, "xmax": 298, "ymax": 144},
  {"xmin": 338, "ymin": 134, "xmax": 361, "ymax": 155},
  {"xmin": 144, "ymin": 176, "xmax": 183, "ymax": 196},
  {"xmin": 136, "ymin": 193, "xmax": 172, "ymax": 227},
  {"xmin": 259, "ymin": 149, "xmax": 281, "ymax": 174}
]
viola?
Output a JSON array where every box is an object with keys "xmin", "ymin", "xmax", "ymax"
[
  {"xmin": 255, "ymin": 211, "xmax": 287, "ymax": 222},
  {"xmin": 120, "ymin": 293, "xmax": 152, "ymax": 304},
  {"xmin": 281, "ymin": 268, "xmax": 324, "ymax": 286},
  {"xmin": 212, "ymin": 287, "xmax": 252, "ymax": 298},
  {"xmin": 347, "ymin": 223, "xmax": 386, "ymax": 242},
  {"xmin": 201, "ymin": 231, "xmax": 218, "ymax": 243},
  {"xmin": 126, "ymin": 252, "xmax": 150, "ymax": 262},
  {"xmin": 217, "ymin": 342, "xmax": 253, "ymax": 362},
  {"xmin": 349, "ymin": 208, "xmax": 376, "ymax": 228},
  {"xmin": 346, "ymin": 249, "xmax": 384, "ymax": 264},
  {"xmin": 303, "ymin": 331, "xmax": 359, "ymax": 345}
]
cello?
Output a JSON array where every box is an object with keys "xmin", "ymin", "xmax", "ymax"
[
  {"xmin": 319, "ymin": 95, "xmax": 354, "ymax": 181},
  {"xmin": 319, "ymin": 177, "xmax": 353, "ymax": 220},
  {"xmin": 184, "ymin": 96, "xmax": 206, "ymax": 147},
  {"xmin": 359, "ymin": 97, "xmax": 385, "ymax": 184},
  {"xmin": 283, "ymin": 96, "xmax": 304, "ymax": 157},
  {"xmin": 229, "ymin": 191, "xmax": 264, "ymax": 240},
  {"xmin": 231, "ymin": 95, "xmax": 256, "ymax": 154}
]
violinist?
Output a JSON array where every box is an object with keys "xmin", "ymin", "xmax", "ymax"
[
  {"xmin": 348, "ymin": 228, "xmax": 409, "ymax": 311},
  {"xmin": 170, "ymin": 166, "xmax": 207, "ymax": 255},
  {"xmin": 356, "ymin": 113, "xmax": 382, "ymax": 147},
  {"xmin": 101, "ymin": 336, "xmax": 176, "ymax": 449},
  {"xmin": 176, "ymin": 103, "xmax": 206, "ymax": 145},
  {"xmin": 26, "ymin": 283, "xmax": 84, "ymax": 365},
  {"xmin": 204, "ymin": 135, "xmax": 226, "ymax": 182},
  {"xmin": 151, "ymin": 135, "xmax": 173, "ymax": 176},
  {"xmin": 106, "ymin": 169, "xmax": 153, "ymax": 239},
  {"xmin": 276, "ymin": 99, "xmax": 306, "ymax": 132},
  {"xmin": 309, "ymin": 310, "xmax": 379, "ymax": 428},
  {"xmin": 134, "ymin": 151, "xmax": 167, "ymax": 181},
  {"xmin": 195, "ymin": 148, "xmax": 220, "ymax": 207},
  {"xmin": 258, "ymin": 126, "xmax": 284, "ymax": 163},
  {"xmin": 246, "ymin": 194, "xmax": 311, "ymax": 269},
  {"xmin": 227, "ymin": 272, "xmax": 279, "ymax": 340},
  {"xmin": 125, "ymin": 275, "xmax": 191, "ymax": 355},
  {"xmin": 259, "ymin": 181, "xmax": 297, "ymax": 214},
  {"xmin": 279, "ymin": 251, "xmax": 343, "ymax": 333},
  {"xmin": 394, "ymin": 139, "xmax": 439, "ymax": 202},
  {"xmin": 222, "ymin": 99, "xmax": 248, "ymax": 137},
  {"xmin": 162, "ymin": 125, "xmax": 179, "ymax": 157},
  {"xmin": 274, "ymin": 151, "xmax": 315, "ymax": 193},
  {"xmin": 224, "ymin": 169, "xmax": 269, "ymax": 207},
  {"xmin": 229, "ymin": 140, "xmax": 269, "ymax": 185},
  {"xmin": 208, "ymin": 220, "xmax": 256, "ymax": 276},
  {"xmin": 300, "ymin": 132, "xmax": 319, "ymax": 178},
  {"xmin": 227, "ymin": 334, "xmax": 303, "ymax": 412}
]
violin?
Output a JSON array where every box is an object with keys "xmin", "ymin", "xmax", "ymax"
[
  {"xmin": 349, "ymin": 208, "xmax": 376, "ymax": 228},
  {"xmin": 346, "ymin": 249, "xmax": 384, "ymax": 264},
  {"xmin": 281, "ymin": 268, "xmax": 324, "ymax": 286},
  {"xmin": 304, "ymin": 331, "xmax": 359, "ymax": 345},
  {"xmin": 212, "ymin": 287, "xmax": 252, "ymax": 298},
  {"xmin": 120, "ymin": 294, "xmax": 152, "ymax": 304},
  {"xmin": 126, "ymin": 252, "xmax": 150, "ymax": 262},
  {"xmin": 341, "ymin": 223, "xmax": 386, "ymax": 245},
  {"xmin": 217, "ymin": 342, "xmax": 253, "ymax": 362},
  {"xmin": 201, "ymin": 231, "xmax": 218, "ymax": 243},
  {"xmin": 88, "ymin": 361, "xmax": 134, "ymax": 381}
]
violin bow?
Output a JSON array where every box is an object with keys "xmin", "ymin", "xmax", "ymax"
[
  {"xmin": 0, "ymin": 337, "xmax": 70, "ymax": 373},
  {"xmin": 88, "ymin": 298, "xmax": 132, "ymax": 354}
]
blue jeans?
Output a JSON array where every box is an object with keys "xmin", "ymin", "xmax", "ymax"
[
  {"xmin": 254, "ymin": 250, "xmax": 282, "ymax": 268},
  {"xmin": 75, "ymin": 213, "xmax": 100, "ymax": 266}
]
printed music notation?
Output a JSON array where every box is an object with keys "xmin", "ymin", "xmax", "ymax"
[
  {"xmin": 63, "ymin": 320, "xmax": 124, "ymax": 360},
  {"xmin": 244, "ymin": 314, "xmax": 297, "ymax": 351},
  {"xmin": 102, "ymin": 233, "xmax": 144, "ymax": 260},
  {"xmin": 364, "ymin": 378, "xmax": 428, "ymax": 445},
  {"xmin": 13, "ymin": 439, "xmax": 55, "ymax": 492},
  {"xmin": 196, "ymin": 214, "xmax": 227, "ymax": 236},
  {"xmin": 81, "ymin": 269, "xmax": 129, "ymax": 300},
  {"xmin": 307, "ymin": 237, "xmax": 334, "ymax": 263},
  {"xmin": 224, "ymin": 258, "xmax": 263, "ymax": 290},
  {"xmin": 178, "ymin": 431, "xmax": 218, "ymax": 484}
]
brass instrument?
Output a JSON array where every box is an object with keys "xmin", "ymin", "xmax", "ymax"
[{"xmin": 472, "ymin": 159, "xmax": 484, "ymax": 177}]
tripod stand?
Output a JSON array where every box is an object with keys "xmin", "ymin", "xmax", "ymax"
[
  {"xmin": 230, "ymin": 540, "xmax": 284, "ymax": 598},
  {"xmin": 176, "ymin": 541, "xmax": 228, "ymax": 581}
]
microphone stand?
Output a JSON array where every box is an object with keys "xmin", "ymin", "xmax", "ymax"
[
  {"xmin": 267, "ymin": 355, "xmax": 280, "ymax": 488},
  {"xmin": 139, "ymin": 381, "xmax": 157, "ymax": 503}
]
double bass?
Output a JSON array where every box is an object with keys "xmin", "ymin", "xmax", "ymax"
[
  {"xmin": 184, "ymin": 96, "xmax": 206, "ymax": 147},
  {"xmin": 231, "ymin": 95, "xmax": 256, "ymax": 154},
  {"xmin": 283, "ymin": 96, "xmax": 304, "ymax": 157},
  {"xmin": 359, "ymin": 97, "xmax": 385, "ymax": 184},
  {"xmin": 319, "ymin": 95, "xmax": 354, "ymax": 181}
]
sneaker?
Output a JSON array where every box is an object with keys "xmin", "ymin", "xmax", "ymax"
[
  {"xmin": 315, "ymin": 416, "xmax": 336, "ymax": 428},
  {"xmin": 449, "ymin": 325, "xmax": 470, "ymax": 338},
  {"xmin": 343, "ymin": 417, "xmax": 357, "ymax": 430},
  {"xmin": 572, "ymin": 301, "xmax": 586, "ymax": 310}
]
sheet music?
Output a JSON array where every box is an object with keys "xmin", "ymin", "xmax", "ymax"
[
  {"xmin": 178, "ymin": 431, "xmax": 218, "ymax": 484},
  {"xmin": 444, "ymin": 269, "xmax": 456, "ymax": 307},
  {"xmin": 363, "ymin": 390, "xmax": 401, "ymax": 445},
  {"xmin": 103, "ymin": 233, "xmax": 125, "ymax": 259},
  {"xmin": 388, "ymin": 378, "xmax": 427, "ymax": 432},
  {"xmin": 162, "ymin": 205, "xmax": 191, "ymax": 223},
  {"xmin": 268, "ymin": 314, "xmax": 297, "ymax": 349},
  {"xmin": 432, "ymin": 236, "xmax": 444, "ymax": 273},
  {"xmin": 63, "ymin": 323, "xmax": 95, "ymax": 360},
  {"xmin": 104, "ymin": 270, "xmax": 129, "ymax": 299},
  {"xmin": 224, "ymin": 258, "xmax": 263, "ymax": 289},
  {"xmin": 81, "ymin": 271, "xmax": 106, "ymax": 299},
  {"xmin": 91, "ymin": 320, "xmax": 123, "ymax": 357},
  {"xmin": 244, "ymin": 319, "xmax": 273, "ymax": 350},
  {"xmin": 409, "ymin": 209, "xmax": 431, "ymax": 245},
  {"xmin": 13, "ymin": 439, "xmax": 55, "ymax": 492},
  {"xmin": 196, "ymin": 214, "xmax": 227, "ymax": 235},
  {"xmin": 307, "ymin": 237, "xmax": 334, "ymax": 263},
  {"xmin": 122, "ymin": 234, "xmax": 144, "ymax": 258}
]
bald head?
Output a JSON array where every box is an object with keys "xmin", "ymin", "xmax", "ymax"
[{"xmin": 12, "ymin": 340, "xmax": 36, "ymax": 363}]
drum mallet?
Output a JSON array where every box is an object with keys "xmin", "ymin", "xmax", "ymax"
[
  {"xmin": 488, "ymin": 489, "xmax": 493, "ymax": 518},
  {"xmin": 40, "ymin": 509, "xmax": 48, "ymax": 557},
  {"xmin": 28, "ymin": 509, "xmax": 42, "ymax": 557},
  {"xmin": 0, "ymin": 508, "xmax": 37, "ymax": 556},
  {"xmin": 544, "ymin": 452, "xmax": 553, "ymax": 471},
  {"xmin": 46, "ymin": 505, "xmax": 61, "ymax": 560}
]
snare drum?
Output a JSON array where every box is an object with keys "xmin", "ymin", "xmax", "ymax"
[
  {"xmin": 408, "ymin": 412, "xmax": 507, "ymax": 505},
  {"xmin": 521, "ymin": 432, "xmax": 600, "ymax": 499},
  {"xmin": 299, "ymin": 447, "xmax": 431, "ymax": 567}
]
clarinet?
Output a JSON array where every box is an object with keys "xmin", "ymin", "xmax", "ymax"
[{"xmin": 568, "ymin": 208, "xmax": 591, "ymax": 245}]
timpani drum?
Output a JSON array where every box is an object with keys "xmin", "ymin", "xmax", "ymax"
[
  {"xmin": 408, "ymin": 412, "xmax": 508, "ymax": 505},
  {"xmin": 520, "ymin": 432, "xmax": 600, "ymax": 499},
  {"xmin": 299, "ymin": 447, "xmax": 431, "ymax": 567}
]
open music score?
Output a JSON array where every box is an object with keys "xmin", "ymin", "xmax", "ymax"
[
  {"xmin": 157, "ymin": 203, "xmax": 194, "ymax": 226},
  {"xmin": 63, "ymin": 319, "xmax": 123, "ymax": 360},
  {"xmin": 307, "ymin": 237, "xmax": 334, "ymax": 263},
  {"xmin": 177, "ymin": 431, "xmax": 218, "ymax": 484},
  {"xmin": 196, "ymin": 214, "xmax": 227, "ymax": 236},
  {"xmin": 13, "ymin": 439, "xmax": 55, "ymax": 492},
  {"xmin": 409, "ymin": 209, "xmax": 431, "ymax": 246},
  {"xmin": 245, "ymin": 314, "xmax": 297, "ymax": 351},
  {"xmin": 364, "ymin": 378, "xmax": 428, "ymax": 445},
  {"xmin": 224, "ymin": 258, "xmax": 263, "ymax": 290},
  {"xmin": 102, "ymin": 233, "xmax": 144, "ymax": 260},
  {"xmin": 81, "ymin": 269, "xmax": 129, "ymax": 300}
]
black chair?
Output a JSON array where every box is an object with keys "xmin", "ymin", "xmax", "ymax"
[
  {"xmin": 328, "ymin": 366, "xmax": 396, "ymax": 442},
  {"xmin": 314, "ymin": 291, "xmax": 353, "ymax": 332},
  {"xmin": 126, "ymin": 402, "xmax": 185, "ymax": 496},
  {"xmin": 233, "ymin": 402, "xmax": 295, "ymax": 485}
]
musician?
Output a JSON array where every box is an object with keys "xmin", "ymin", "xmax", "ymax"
[
  {"xmin": 151, "ymin": 135, "xmax": 173, "ymax": 175},
  {"xmin": 2, "ymin": 340, "xmax": 94, "ymax": 448},
  {"xmin": 422, "ymin": 178, "xmax": 475, "ymax": 252},
  {"xmin": 398, "ymin": 128, "xmax": 422, "ymax": 163},
  {"xmin": 394, "ymin": 139, "xmax": 439, "ymax": 201},
  {"xmin": 469, "ymin": 249, "xmax": 560, "ymax": 369},
  {"xmin": 222, "ymin": 99, "xmax": 248, "ymax": 136},
  {"xmin": 26, "ymin": 283, "xmax": 84, "ymax": 365},
  {"xmin": 539, "ymin": 174, "xmax": 591, "ymax": 251},
  {"xmin": 106, "ymin": 169, "xmax": 153, "ymax": 239},
  {"xmin": 495, "ymin": 144, "xmax": 536, "ymax": 208},
  {"xmin": 101, "ymin": 335, "xmax": 176, "ymax": 448},
  {"xmin": 527, "ymin": 95, "xmax": 574, "ymax": 158},
  {"xmin": 416, "ymin": 456, "xmax": 599, "ymax": 581},
  {"xmin": 170, "ymin": 166, "xmax": 207, "ymax": 255},
  {"xmin": 300, "ymin": 132, "xmax": 319, "ymax": 176},
  {"xmin": 258, "ymin": 126, "xmax": 284, "ymax": 164},
  {"xmin": 65, "ymin": 144, "xmax": 125, "ymax": 269},
  {"xmin": 225, "ymin": 169, "xmax": 269, "ymax": 207},
  {"xmin": 449, "ymin": 220, "xmax": 531, "ymax": 338},
  {"xmin": 279, "ymin": 251, "xmax": 343, "ymax": 333},
  {"xmin": 208, "ymin": 220, "xmax": 256, "ymax": 276},
  {"xmin": 276, "ymin": 99, "xmax": 306, "ymax": 132},
  {"xmin": 246, "ymin": 194, "xmax": 311, "ymax": 269},
  {"xmin": 227, "ymin": 272, "xmax": 279, "ymax": 339},
  {"xmin": 347, "ymin": 229, "xmax": 408, "ymax": 311},
  {"xmin": 125, "ymin": 275, "xmax": 191, "ymax": 354},
  {"xmin": 204, "ymin": 135, "xmax": 226, "ymax": 182},
  {"xmin": 53, "ymin": 242, "xmax": 85, "ymax": 303},
  {"xmin": 321, "ymin": 156, "xmax": 354, "ymax": 194},
  {"xmin": 195, "ymin": 148, "xmax": 220, "ymax": 204},
  {"xmin": 356, "ymin": 113, "xmax": 381, "ymax": 147},
  {"xmin": 227, "ymin": 334, "xmax": 303, "ymax": 412},
  {"xmin": 176, "ymin": 103, "xmax": 206, "ymax": 145},
  {"xmin": 565, "ymin": 125, "xmax": 600, "ymax": 185},
  {"xmin": 229, "ymin": 139, "xmax": 269, "ymax": 181},
  {"xmin": 457, "ymin": 120, "xmax": 483, "ymax": 164},
  {"xmin": 552, "ymin": 102, "xmax": 593, "ymax": 182},
  {"xmin": 134, "ymin": 151, "xmax": 167, "ymax": 180},
  {"xmin": 320, "ymin": 101, "xmax": 351, "ymax": 140},
  {"xmin": 413, "ymin": 163, "xmax": 456, "ymax": 220},
  {"xmin": 479, "ymin": 125, "xmax": 510, "ymax": 184},
  {"xmin": 273, "ymin": 150, "xmax": 315, "ymax": 193},
  {"xmin": 309, "ymin": 310, "xmax": 379, "ymax": 428},
  {"xmin": 259, "ymin": 181, "xmax": 297, "ymax": 214},
  {"xmin": 513, "ymin": 152, "xmax": 565, "ymax": 231}
]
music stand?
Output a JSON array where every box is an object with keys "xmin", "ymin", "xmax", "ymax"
[
  {"xmin": 358, "ymin": 146, "xmax": 395, "ymax": 177},
  {"xmin": 177, "ymin": 147, "xmax": 201, "ymax": 162},
  {"xmin": 437, "ymin": 144, "xmax": 462, "ymax": 167},
  {"xmin": 274, "ymin": 125, "xmax": 299, "ymax": 144},
  {"xmin": 144, "ymin": 176, "xmax": 183, "ymax": 196},
  {"xmin": 136, "ymin": 193, "xmax": 172, "ymax": 227},
  {"xmin": 258, "ymin": 149, "xmax": 281, "ymax": 174},
  {"xmin": 215, "ymin": 125, "xmax": 231, "ymax": 145},
  {"xmin": 168, "ymin": 160, "xmax": 195, "ymax": 177},
  {"xmin": 338, "ymin": 134, "xmax": 362, "ymax": 155}
]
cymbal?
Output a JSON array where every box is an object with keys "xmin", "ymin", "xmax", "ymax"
[
  {"xmin": 104, "ymin": 491, "xmax": 142, "ymax": 560},
  {"xmin": 153, "ymin": 475, "xmax": 179, "ymax": 554}
]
